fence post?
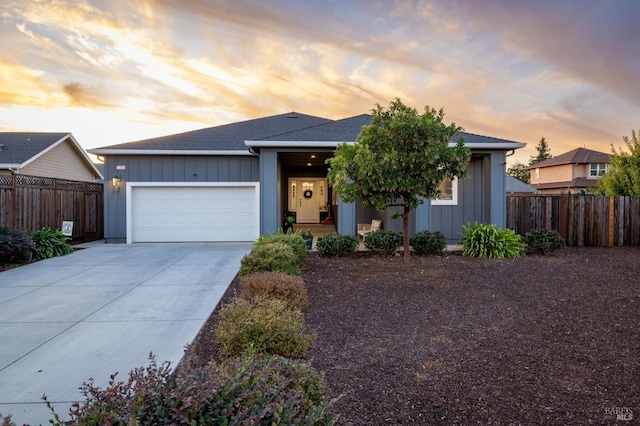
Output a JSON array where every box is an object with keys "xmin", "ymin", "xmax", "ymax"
[{"xmin": 608, "ymin": 197, "xmax": 614, "ymax": 247}]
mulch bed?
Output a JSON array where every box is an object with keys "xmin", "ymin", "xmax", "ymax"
[{"xmin": 192, "ymin": 247, "xmax": 640, "ymax": 424}]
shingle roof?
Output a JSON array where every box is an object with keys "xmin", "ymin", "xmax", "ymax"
[
  {"xmin": 258, "ymin": 114, "xmax": 372, "ymax": 142},
  {"xmin": 91, "ymin": 112, "xmax": 527, "ymax": 154},
  {"xmin": 93, "ymin": 112, "xmax": 333, "ymax": 151},
  {"xmin": 506, "ymin": 175, "xmax": 537, "ymax": 193},
  {"xmin": 0, "ymin": 132, "xmax": 69, "ymax": 165},
  {"xmin": 530, "ymin": 178, "xmax": 598, "ymax": 190},
  {"xmin": 528, "ymin": 147, "xmax": 610, "ymax": 169}
]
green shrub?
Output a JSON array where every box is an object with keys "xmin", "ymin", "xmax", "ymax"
[
  {"xmin": 239, "ymin": 242, "xmax": 300, "ymax": 277},
  {"xmin": 29, "ymin": 227, "xmax": 74, "ymax": 261},
  {"xmin": 47, "ymin": 354, "xmax": 338, "ymax": 425},
  {"xmin": 255, "ymin": 231, "xmax": 309, "ymax": 266},
  {"xmin": 316, "ymin": 233, "xmax": 358, "ymax": 258},
  {"xmin": 215, "ymin": 297, "xmax": 313, "ymax": 358},
  {"xmin": 410, "ymin": 230, "xmax": 447, "ymax": 255},
  {"xmin": 459, "ymin": 221, "xmax": 525, "ymax": 259},
  {"xmin": 240, "ymin": 271, "xmax": 308, "ymax": 310},
  {"xmin": 523, "ymin": 228, "xmax": 566, "ymax": 254},
  {"xmin": 364, "ymin": 230, "xmax": 403, "ymax": 255},
  {"xmin": 0, "ymin": 227, "xmax": 33, "ymax": 265}
]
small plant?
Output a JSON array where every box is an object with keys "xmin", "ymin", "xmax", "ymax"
[
  {"xmin": 45, "ymin": 353, "xmax": 338, "ymax": 425},
  {"xmin": 0, "ymin": 413, "xmax": 16, "ymax": 426},
  {"xmin": 523, "ymin": 228, "xmax": 566, "ymax": 254},
  {"xmin": 0, "ymin": 227, "xmax": 33, "ymax": 265},
  {"xmin": 215, "ymin": 297, "xmax": 313, "ymax": 357},
  {"xmin": 239, "ymin": 242, "xmax": 300, "ymax": 277},
  {"xmin": 364, "ymin": 230, "xmax": 403, "ymax": 255},
  {"xmin": 316, "ymin": 233, "xmax": 358, "ymax": 257},
  {"xmin": 410, "ymin": 230, "xmax": 447, "ymax": 255},
  {"xmin": 254, "ymin": 231, "xmax": 308, "ymax": 265},
  {"xmin": 301, "ymin": 229, "xmax": 313, "ymax": 239},
  {"xmin": 240, "ymin": 271, "xmax": 308, "ymax": 310},
  {"xmin": 29, "ymin": 227, "xmax": 74, "ymax": 261},
  {"xmin": 459, "ymin": 221, "xmax": 525, "ymax": 259}
]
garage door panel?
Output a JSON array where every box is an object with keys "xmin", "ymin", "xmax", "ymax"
[{"xmin": 130, "ymin": 185, "xmax": 257, "ymax": 243}]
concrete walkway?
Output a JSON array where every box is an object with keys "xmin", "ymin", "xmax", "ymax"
[{"xmin": 0, "ymin": 241, "xmax": 250, "ymax": 425}]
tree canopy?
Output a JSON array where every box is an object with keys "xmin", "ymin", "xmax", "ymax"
[
  {"xmin": 507, "ymin": 161, "xmax": 530, "ymax": 184},
  {"xmin": 529, "ymin": 137, "xmax": 553, "ymax": 166},
  {"xmin": 598, "ymin": 129, "xmax": 640, "ymax": 196},
  {"xmin": 327, "ymin": 98, "xmax": 470, "ymax": 263}
]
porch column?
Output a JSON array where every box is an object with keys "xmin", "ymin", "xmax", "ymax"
[
  {"xmin": 489, "ymin": 151, "xmax": 507, "ymax": 227},
  {"xmin": 337, "ymin": 196, "xmax": 356, "ymax": 235},
  {"xmin": 415, "ymin": 198, "xmax": 432, "ymax": 232},
  {"xmin": 260, "ymin": 150, "xmax": 279, "ymax": 235}
]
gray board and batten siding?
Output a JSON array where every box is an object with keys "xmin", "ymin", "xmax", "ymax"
[{"xmin": 102, "ymin": 154, "xmax": 259, "ymax": 242}]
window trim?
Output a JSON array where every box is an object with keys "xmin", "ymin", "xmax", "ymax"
[
  {"xmin": 432, "ymin": 177, "xmax": 458, "ymax": 206},
  {"xmin": 589, "ymin": 163, "xmax": 608, "ymax": 178}
]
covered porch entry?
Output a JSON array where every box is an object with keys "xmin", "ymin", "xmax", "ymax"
[{"xmin": 246, "ymin": 145, "xmax": 355, "ymax": 236}]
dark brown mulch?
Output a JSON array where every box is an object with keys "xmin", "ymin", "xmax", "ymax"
[{"xmin": 191, "ymin": 247, "xmax": 640, "ymax": 425}]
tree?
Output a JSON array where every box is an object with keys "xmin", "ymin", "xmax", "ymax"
[
  {"xmin": 327, "ymin": 98, "xmax": 470, "ymax": 264},
  {"xmin": 529, "ymin": 137, "xmax": 552, "ymax": 166},
  {"xmin": 507, "ymin": 161, "xmax": 530, "ymax": 184},
  {"xmin": 598, "ymin": 129, "xmax": 640, "ymax": 196}
]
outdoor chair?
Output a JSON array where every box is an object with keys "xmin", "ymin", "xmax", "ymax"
[{"xmin": 357, "ymin": 219, "xmax": 382, "ymax": 241}]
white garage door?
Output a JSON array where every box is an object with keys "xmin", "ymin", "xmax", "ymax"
[{"xmin": 129, "ymin": 184, "xmax": 258, "ymax": 243}]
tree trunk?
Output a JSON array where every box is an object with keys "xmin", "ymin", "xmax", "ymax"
[{"xmin": 403, "ymin": 206, "xmax": 410, "ymax": 264}]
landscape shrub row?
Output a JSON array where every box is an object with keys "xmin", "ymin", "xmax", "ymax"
[
  {"xmin": 0, "ymin": 226, "xmax": 73, "ymax": 266},
  {"xmin": 36, "ymin": 231, "xmax": 338, "ymax": 425}
]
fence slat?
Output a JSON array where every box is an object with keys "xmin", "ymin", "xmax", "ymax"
[
  {"xmin": 0, "ymin": 174, "xmax": 103, "ymax": 241},
  {"xmin": 507, "ymin": 195, "xmax": 640, "ymax": 247}
]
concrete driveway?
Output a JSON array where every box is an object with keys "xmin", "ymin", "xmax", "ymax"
[{"xmin": 0, "ymin": 241, "xmax": 251, "ymax": 425}]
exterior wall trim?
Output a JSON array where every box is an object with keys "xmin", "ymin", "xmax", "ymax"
[
  {"xmin": 125, "ymin": 181, "xmax": 260, "ymax": 244},
  {"xmin": 91, "ymin": 149, "xmax": 256, "ymax": 156}
]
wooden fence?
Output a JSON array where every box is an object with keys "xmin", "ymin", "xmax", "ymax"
[
  {"xmin": 0, "ymin": 174, "xmax": 103, "ymax": 242},
  {"xmin": 506, "ymin": 195, "xmax": 640, "ymax": 247}
]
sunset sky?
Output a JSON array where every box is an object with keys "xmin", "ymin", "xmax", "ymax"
[{"xmin": 1, "ymin": 0, "xmax": 638, "ymax": 165}]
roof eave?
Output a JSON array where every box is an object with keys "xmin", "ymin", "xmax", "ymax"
[
  {"xmin": 245, "ymin": 141, "xmax": 527, "ymax": 150},
  {"xmin": 0, "ymin": 163, "xmax": 22, "ymax": 169},
  {"xmin": 88, "ymin": 149, "xmax": 256, "ymax": 156},
  {"xmin": 245, "ymin": 141, "xmax": 353, "ymax": 149}
]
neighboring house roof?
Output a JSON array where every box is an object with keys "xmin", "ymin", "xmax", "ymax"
[
  {"xmin": 531, "ymin": 178, "xmax": 598, "ymax": 190},
  {"xmin": 0, "ymin": 132, "xmax": 103, "ymax": 179},
  {"xmin": 90, "ymin": 112, "xmax": 527, "ymax": 155},
  {"xmin": 506, "ymin": 175, "xmax": 537, "ymax": 193},
  {"xmin": 527, "ymin": 147, "xmax": 610, "ymax": 169}
]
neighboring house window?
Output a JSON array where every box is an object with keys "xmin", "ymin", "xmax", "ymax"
[
  {"xmin": 432, "ymin": 177, "xmax": 458, "ymax": 205},
  {"xmin": 535, "ymin": 168, "xmax": 540, "ymax": 179},
  {"xmin": 590, "ymin": 163, "xmax": 608, "ymax": 177}
]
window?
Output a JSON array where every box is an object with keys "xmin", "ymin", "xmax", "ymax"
[
  {"xmin": 432, "ymin": 177, "xmax": 458, "ymax": 205},
  {"xmin": 535, "ymin": 168, "xmax": 540, "ymax": 179},
  {"xmin": 590, "ymin": 163, "xmax": 608, "ymax": 177}
]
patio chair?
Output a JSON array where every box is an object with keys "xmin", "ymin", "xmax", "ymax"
[{"xmin": 357, "ymin": 219, "xmax": 382, "ymax": 241}]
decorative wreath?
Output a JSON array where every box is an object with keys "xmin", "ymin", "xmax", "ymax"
[{"xmin": 303, "ymin": 189, "xmax": 313, "ymax": 199}]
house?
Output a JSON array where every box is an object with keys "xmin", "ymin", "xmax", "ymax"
[
  {"xmin": 528, "ymin": 147, "xmax": 610, "ymax": 194},
  {"xmin": 0, "ymin": 132, "xmax": 103, "ymax": 182},
  {"xmin": 89, "ymin": 112, "xmax": 526, "ymax": 244},
  {"xmin": 506, "ymin": 175, "xmax": 537, "ymax": 195}
]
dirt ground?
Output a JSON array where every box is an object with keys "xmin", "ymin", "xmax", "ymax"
[{"xmin": 191, "ymin": 247, "xmax": 640, "ymax": 425}]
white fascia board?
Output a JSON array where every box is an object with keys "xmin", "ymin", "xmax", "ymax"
[
  {"xmin": 0, "ymin": 163, "xmax": 21, "ymax": 169},
  {"xmin": 450, "ymin": 142, "xmax": 527, "ymax": 149},
  {"xmin": 245, "ymin": 141, "xmax": 354, "ymax": 148},
  {"xmin": 88, "ymin": 149, "xmax": 256, "ymax": 156},
  {"xmin": 247, "ymin": 140, "xmax": 525, "ymax": 150}
]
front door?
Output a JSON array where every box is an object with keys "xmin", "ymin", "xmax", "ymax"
[{"xmin": 297, "ymin": 180, "xmax": 318, "ymax": 223}]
